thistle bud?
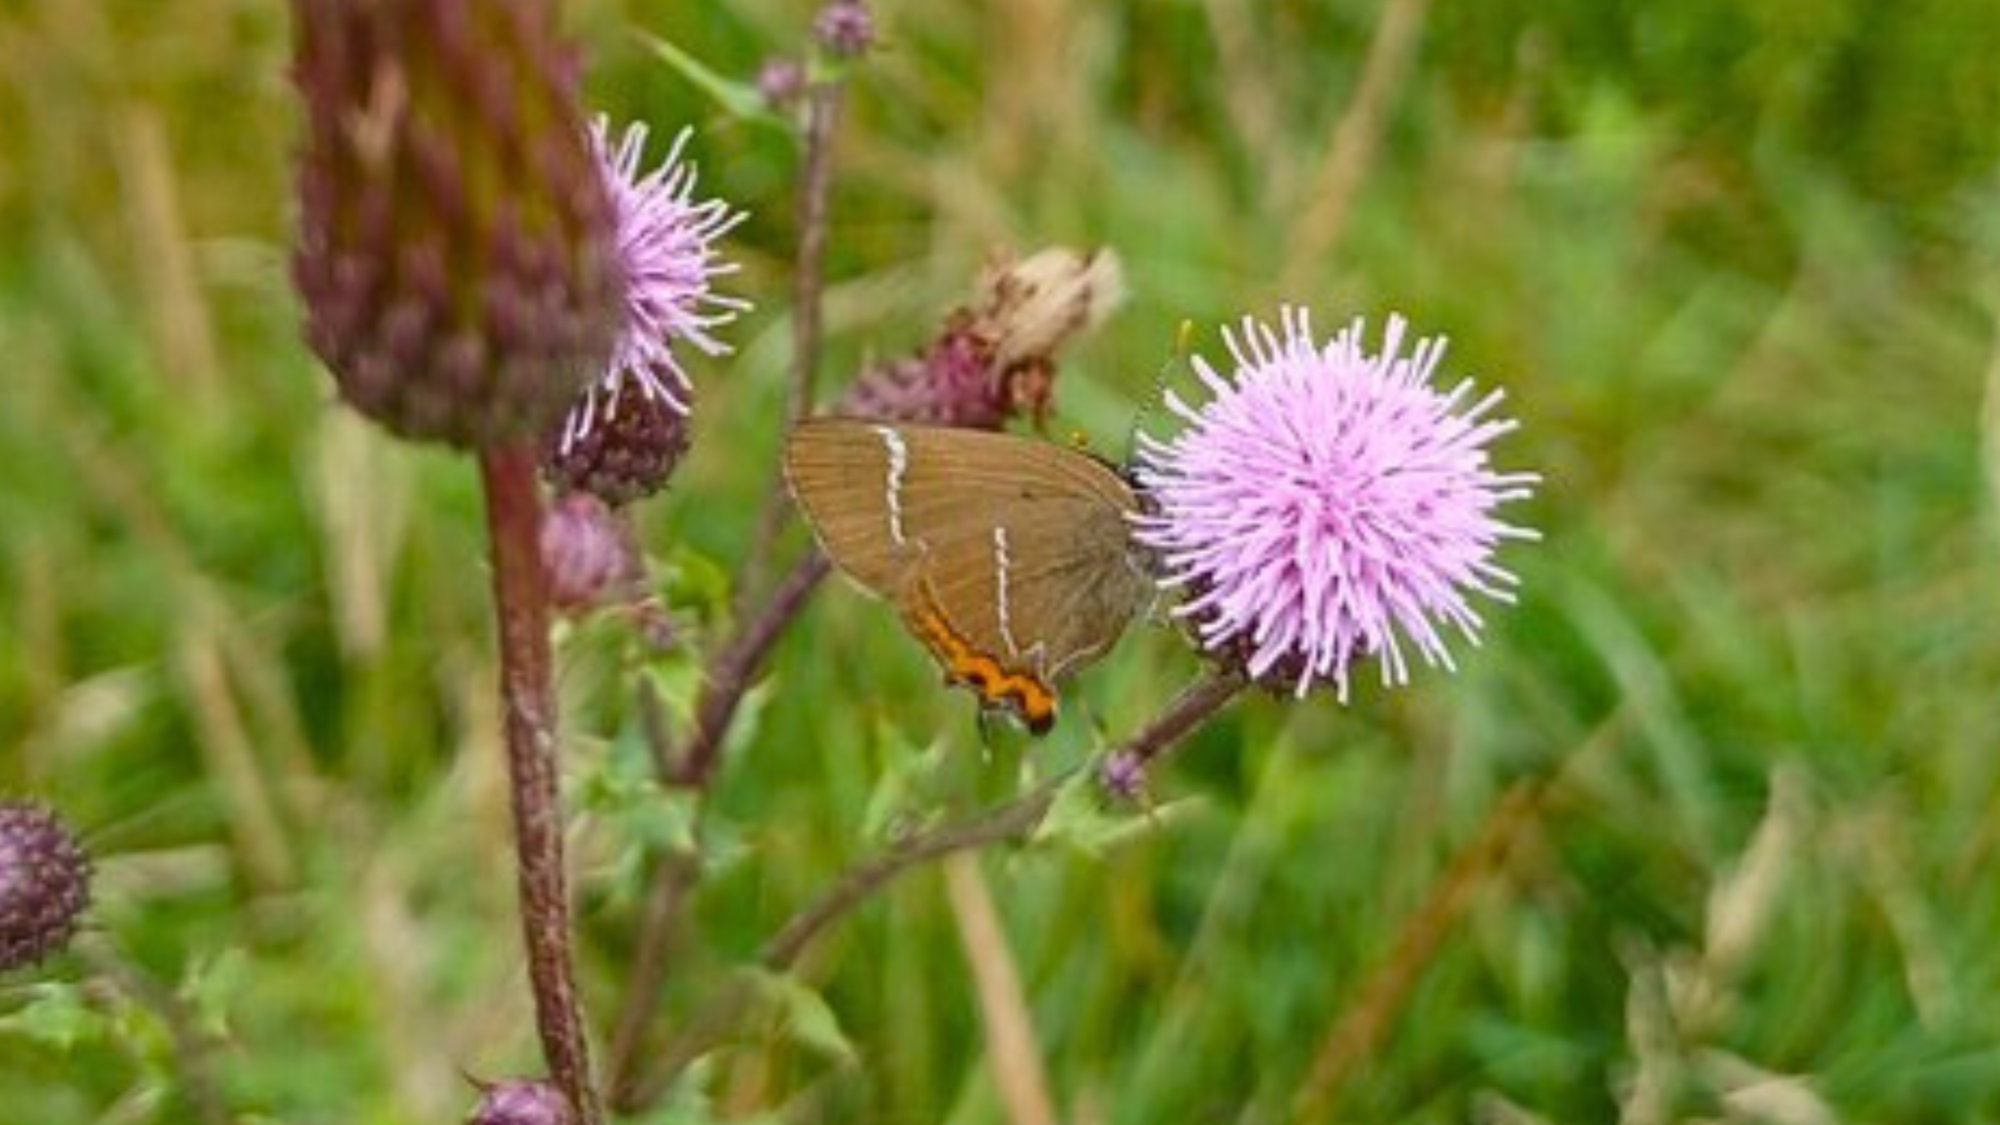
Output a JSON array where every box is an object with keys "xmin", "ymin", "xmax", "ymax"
[
  {"xmin": 0, "ymin": 802, "xmax": 90, "ymax": 973},
  {"xmin": 539, "ymin": 491, "xmax": 643, "ymax": 611},
  {"xmin": 813, "ymin": 0, "xmax": 876, "ymax": 58},
  {"xmin": 291, "ymin": 0, "xmax": 622, "ymax": 449},
  {"xmin": 467, "ymin": 1078, "xmax": 574, "ymax": 1125}
]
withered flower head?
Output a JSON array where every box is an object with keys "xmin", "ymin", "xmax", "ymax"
[
  {"xmin": 836, "ymin": 246, "xmax": 1123, "ymax": 428},
  {"xmin": 291, "ymin": 0, "xmax": 623, "ymax": 449}
]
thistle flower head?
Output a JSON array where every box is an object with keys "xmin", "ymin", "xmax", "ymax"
[
  {"xmin": 0, "ymin": 802, "xmax": 90, "ymax": 972},
  {"xmin": 1133, "ymin": 310, "xmax": 1538, "ymax": 700},
  {"xmin": 550, "ymin": 119, "xmax": 745, "ymax": 499}
]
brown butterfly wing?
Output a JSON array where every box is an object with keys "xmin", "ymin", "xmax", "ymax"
[
  {"xmin": 784, "ymin": 420, "xmax": 1150, "ymax": 729},
  {"xmin": 783, "ymin": 418, "xmax": 928, "ymax": 593},
  {"xmin": 913, "ymin": 488, "xmax": 1152, "ymax": 680}
]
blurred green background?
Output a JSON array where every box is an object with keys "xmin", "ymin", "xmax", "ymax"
[{"xmin": 6, "ymin": 0, "xmax": 2000, "ymax": 1122}]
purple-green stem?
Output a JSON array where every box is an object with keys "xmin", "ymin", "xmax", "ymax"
[
  {"xmin": 480, "ymin": 446, "xmax": 599, "ymax": 1125},
  {"xmin": 740, "ymin": 71, "xmax": 848, "ymax": 603},
  {"xmin": 604, "ymin": 550, "xmax": 831, "ymax": 1109}
]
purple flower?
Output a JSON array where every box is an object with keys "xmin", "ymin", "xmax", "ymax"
[
  {"xmin": 557, "ymin": 118, "xmax": 747, "ymax": 458},
  {"xmin": 1133, "ymin": 309, "xmax": 1538, "ymax": 700}
]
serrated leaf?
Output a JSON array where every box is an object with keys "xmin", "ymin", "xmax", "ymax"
[
  {"xmin": 746, "ymin": 969, "xmax": 856, "ymax": 1065},
  {"xmin": 614, "ymin": 1057, "xmax": 785, "ymax": 1125},
  {"xmin": 862, "ymin": 722, "xmax": 941, "ymax": 842},
  {"xmin": 658, "ymin": 544, "xmax": 734, "ymax": 626},
  {"xmin": 641, "ymin": 34, "xmax": 792, "ymax": 135},
  {"xmin": 178, "ymin": 947, "xmax": 250, "ymax": 1039},
  {"xmin": 1033, "ymin": 768, "xmax": 1204, "ymax": 855},
  {"xmin": 0, "ymin": 983, "xmax": 113, "ymax": 1050}
]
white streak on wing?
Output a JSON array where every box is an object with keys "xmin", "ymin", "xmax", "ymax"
[
  {"xmin": 993, "ymin": 525, "xmax": 1019, "ymax": 658},
  {"xmin": 873, "ymin": 425, "xmax": 909, "ymax": 545}
]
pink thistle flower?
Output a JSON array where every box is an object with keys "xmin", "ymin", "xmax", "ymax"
[
  {"xmin": 556, "ymin": 119, "xmax": 747, "ymax": 458},
  {"xmin": 1133, "ymin": 309, "xmax": 1538, "ymax": 700}
]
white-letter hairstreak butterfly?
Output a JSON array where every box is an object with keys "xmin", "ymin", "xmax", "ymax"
[{"xmin": 784, "ymin": 419, "xmax": 1155, "ymax": 734}]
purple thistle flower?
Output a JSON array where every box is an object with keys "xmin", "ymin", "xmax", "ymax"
[
  {"xmin": 1133, "ymin": 309, "xmax": 1539, "ymax": 700},
  {"xmin": 556, "ymin": 118, "xmax": 747, "ymax": 459}
]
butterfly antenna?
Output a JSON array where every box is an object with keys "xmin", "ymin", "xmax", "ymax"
[{"xmin": 1124, "ymin": 318, "xmax": 1197, "ymax": 467}]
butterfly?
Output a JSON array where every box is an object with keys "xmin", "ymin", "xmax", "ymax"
[{"xmin": 784, "ymin": 419, "xmax": 1154, "ymax": 734}]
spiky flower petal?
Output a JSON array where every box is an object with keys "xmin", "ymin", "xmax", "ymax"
[
  {"xmin": 1134, "ymin": 310, "xmax": 1538, "ymax": 699},
  {"xmin": 291, "ymin": 0, "xmax": 622, "ymax": 448},
  {"xmin": 0, "ymin": 802, "xmax": 90, "ymax": 972},
  {"xmin": 548, "ymin": 120, "xmax": 744, "ymax": 502}
]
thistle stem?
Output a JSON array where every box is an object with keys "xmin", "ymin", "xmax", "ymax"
[
  {"xmin": 1102, "ymin": 669, "xmax": 1250, "ymax": 792},
  {"xmin": 741, "ymin": 73, "xmax": 848, "ymax": 601},
  {"xmin": 480, "ymin": 445, "xmax": 599, "ymax": 1125},
  {"xmin": 672, "ymin": 551, "xmax": 832, "ymax": 788}
]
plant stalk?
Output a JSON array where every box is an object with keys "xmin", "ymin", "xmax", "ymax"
[{"xmin": 480, "ymin": 445, "xmax": 599, "ymax": 1125}]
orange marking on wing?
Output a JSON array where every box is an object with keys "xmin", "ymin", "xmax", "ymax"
[{"xmin": 908, "ymin": 604, "xmax": 1059, "ymax": 735}]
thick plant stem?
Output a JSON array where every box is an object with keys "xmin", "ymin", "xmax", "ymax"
[{"xmin": 480, "ymin": 446, "xmax": 599, "ymax": 1125}]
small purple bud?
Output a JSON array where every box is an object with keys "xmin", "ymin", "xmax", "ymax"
[
  {"xmin": 812, "ymin": 0, "xmax": 875, "ymax": 58},
  {"xmin": 539, "ymin": 492, "xmax": 643, "ymax": 612},
  {"xmin": 0, "ymin": 802, "xmax": 91, "ymax": 973},
  {"xmin": 467, "ymin": 1078, "xmax": 574, "ymax": 1125},
  {"xmin": 758, "ymin": 57, "xmax": 807, "ymax": 109},
  {"xmin": 1099, "ymin": 752, "xmax": 1146, "ymax": 801}
]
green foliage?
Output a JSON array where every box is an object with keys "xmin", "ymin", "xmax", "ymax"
[{"xmin": 5, "ymin": 0, "xmax": 2000, "ymax": 1122}]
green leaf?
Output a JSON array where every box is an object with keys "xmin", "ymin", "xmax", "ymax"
[
  {"xmin": 862, "ymin": 722, "xmax": 944, "ymax": 842},
  {"xmin": 0, "ymin": 983, "xmax": 114, "ymax": 1050},
  {"xmin": 1033, "ymin": 767, "xmax": 1204, "ymax": 856},
  {"xmin": 179, "ymin": 947, "xmax": 250, "ymax": 1039},
  {"xmin": 641, "ymin": 34, "xmax": 793, "ymax": 135},
  {"xmin": 745, "ymin": 969, "xmax": 857, "ymax": 1065}
]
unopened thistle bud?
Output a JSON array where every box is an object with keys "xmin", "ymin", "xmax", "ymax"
[
  {"xmin": 0, "ymin": 802, "xmax": 90, "ymax": 973},
  {"xmin": 467, "ymin": 1078, "xmax": 574, "ymax": 1125},
  {"xmin": 539, "ymin": 491, "xmax": 643, "ymax": 611},
  {"xmin": 291, "ymin": 0, "xmax": 622, "ymax": 449},
  {"xmin": 813, "ymin": 0, "xmax": 876, "ymax": 58}
]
